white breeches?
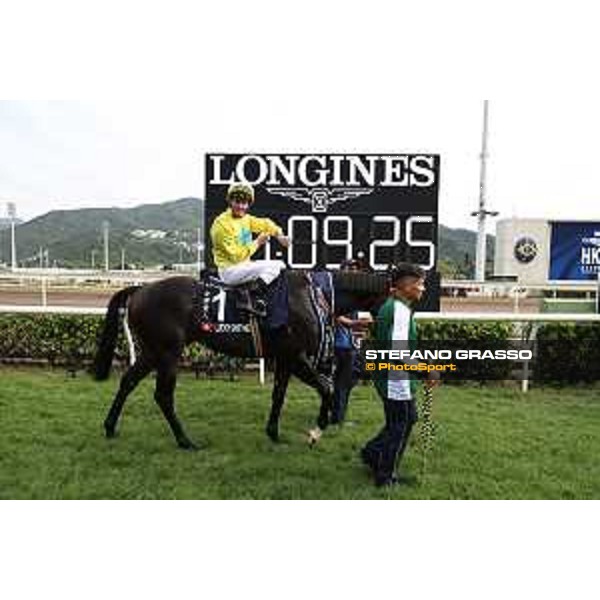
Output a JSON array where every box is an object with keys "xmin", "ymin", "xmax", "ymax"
[{"xmin": 219, "ymin": 260, "xmax": 286, "ymax": 286}]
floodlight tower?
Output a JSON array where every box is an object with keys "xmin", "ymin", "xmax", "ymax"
[
  {"xmin": 7, "ymin": 202, "xmax": 17, "ymax": 271},
  {"xmin": 471, "ymin": 100, "xmax": 499, "ymax": 281},
  {"xmin": 103, "ymin": 220, "xmax": 110, "ymax": 271}
]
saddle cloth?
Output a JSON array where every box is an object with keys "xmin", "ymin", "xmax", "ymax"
[
  {"xmin": 195, "ymin": 276, "xmax": 289, "ymax": 333},
  {"xmin": 194, "ymin": 271, "xmax": 335, "ymax": 365}
]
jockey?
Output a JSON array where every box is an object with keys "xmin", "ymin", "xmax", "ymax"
[{"xmin": 210, "ymin": 182, "xmax": 289, "ymax": 315}]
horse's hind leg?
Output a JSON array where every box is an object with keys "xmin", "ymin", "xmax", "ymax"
[
  {"xmin": 104, "ymin": 356, "xmax": 153, "ymax": 438},
  {"xmin": 292, "ymin": 356, "xmax": 334, "ymax": 431},
  {"xmin": 154, "ymin": 357, "xmax": 198, "ymax": 450},
  {"xmin": 266, "ymin": 359, "xmax": 291, "ymax": 442}
]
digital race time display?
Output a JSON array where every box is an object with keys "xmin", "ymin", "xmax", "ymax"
[
  {"xmin": 205, "ymin": 154, "xmax": 440, "ymax": 307},
  {"xmin": 264, "ymin": 214, "xmax": 436, "ymax": 271}
]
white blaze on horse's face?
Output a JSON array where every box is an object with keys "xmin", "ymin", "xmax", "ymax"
[{"xmin": 231, "ymin": 200, "xmax": 250, "ymax": 218}]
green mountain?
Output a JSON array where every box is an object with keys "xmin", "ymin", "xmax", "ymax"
[
  {"xmin": 0, "ymin": 198, "xmax": 201, "ymax": 268},
  {"xmin": 438, "ymin": 224, "xmax": 495, "ymax": 278},
  {"xmin": 0, "ymin": 198, "xmax": 493, "ymax": 273}
]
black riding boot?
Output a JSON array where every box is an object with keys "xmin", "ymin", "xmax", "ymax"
[
  {"xmin": 252, "ymin": 279, "xmax": 269, "ymax": 317},
  {"xmin": 236, "ymin": 279, "xmax": 269, "ymax": 318}
]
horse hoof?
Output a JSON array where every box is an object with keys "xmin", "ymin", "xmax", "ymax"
[
  {"xmin": 178, "ymin": 440, "xmax": 200, "ymax": 451},
  {"xmin": 104, "ymin": 427, "xmax": 118, "ymax": 439},
  {"xmin": 266, "ymin": 426, "xmax": 279, "ymax": 443},
  {"xmin": 317, "ymin": 417, "xmax": 329, "ymax": 431}
]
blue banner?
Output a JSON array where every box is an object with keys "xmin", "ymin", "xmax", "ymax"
[{"xmin": 550, "ymin": 222, "xmax": 600, "ymax": 280}]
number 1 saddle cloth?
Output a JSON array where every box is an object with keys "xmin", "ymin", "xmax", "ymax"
[{"xmin": 192, "ymin": 270, "xmax": 334, "ymax": 368}]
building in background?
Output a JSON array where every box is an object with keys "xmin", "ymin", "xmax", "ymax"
[{"xmin": 495, "ymin": 218, "xmax": 600, "ymax": 284}]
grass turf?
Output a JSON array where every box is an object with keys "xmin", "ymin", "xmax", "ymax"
[{"xmin": 1, "ymin": 367, "xmax": 599, "ymax": 499}]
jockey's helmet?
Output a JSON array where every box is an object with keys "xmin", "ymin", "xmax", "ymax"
[{"xmin": 226, "ymin": 183, "xmax": 255, "ymax": 205}]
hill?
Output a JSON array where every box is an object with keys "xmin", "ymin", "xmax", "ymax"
[
  {"xmin": 0, "ymin": 198, "xmax": 201, "ymax": 268},
  {"xmin": 438, "ymin": 224, "xmax": 495, "ymax": 278},
  {"xmin": 0, "ymin": 198, "xmax": 492, "ymax": 273}
]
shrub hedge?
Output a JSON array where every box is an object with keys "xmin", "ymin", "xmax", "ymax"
[
  {"xmin": 1, "ymin": 313, "xmax": 599, "ymax": 384},
  {"xmin": 417, "ymin": 320, "xmax": 514, "ymax": 382},
  {"xmin": 0, "ymin": 314, "xmax": 237, "ymax": 374},
  {"xmin": 534, "ymin": 322, "xmax": 600, "ymax": 384}
]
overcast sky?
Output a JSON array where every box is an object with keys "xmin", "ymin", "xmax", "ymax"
[
  {"xmin": 3, "ymin": 98, "xmax": 599, "ymax": 232},
  {"xmin": 1, "ymin": 2, "xmax": 598, "ymax": 233}
]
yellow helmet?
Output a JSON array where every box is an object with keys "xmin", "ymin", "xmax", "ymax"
[{"xmin": 226, "ymin": 182, "xmax": 255, "ymax": 205}]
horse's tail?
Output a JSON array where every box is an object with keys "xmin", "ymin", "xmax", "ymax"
[{"xmin": 93, "ymin": 286, "xmax": 140, "ymax": 381}]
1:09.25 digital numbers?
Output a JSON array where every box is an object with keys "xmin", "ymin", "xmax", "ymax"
[{"xmin": 261, "ymin": 215, "xmax": 435, "ymax": 271}]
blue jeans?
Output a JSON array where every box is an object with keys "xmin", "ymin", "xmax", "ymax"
[
  {"xmin": 362, "ymin": 398, "xmax": 418, "ymax": 483},
  {"xmin": 331, "ymin": 348, "xmax": 356, "ymax": 423}
]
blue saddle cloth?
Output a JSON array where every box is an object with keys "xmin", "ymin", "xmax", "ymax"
[
  {"xmin": 196, "ymin": 271, "xmax": 334, "ymax": 363},
  {"xmin": 265, "ymin": 274, "xmax": 289, "ymax": 330},
  {"xmin": 200, "ymin": 274, "xmax": 289, "ymax": 331}
]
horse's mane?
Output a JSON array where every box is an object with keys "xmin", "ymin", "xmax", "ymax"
[{"xmin": 331, "ymin": 270, "xmax": 388, "ymax": 294}]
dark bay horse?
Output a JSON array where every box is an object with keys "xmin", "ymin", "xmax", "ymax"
[{"xmin": 93, "ymin": 270, "xmax": 389, "ymax": 449}]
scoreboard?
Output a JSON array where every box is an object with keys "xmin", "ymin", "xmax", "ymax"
[{"xmin": 205, "ymin": 154, "xmax": 440, "ymax": 310}]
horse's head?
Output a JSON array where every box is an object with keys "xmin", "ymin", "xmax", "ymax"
[
  {"xmin": 332, "ymin": 270, "xmax": 390, "ymax": 315},
  {"xmin": 332, "ymin": 262, "xmax": 430, "ymax": 315}
]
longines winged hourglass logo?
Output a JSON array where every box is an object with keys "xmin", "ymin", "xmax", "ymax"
[{"xmin": 266, "ymin": 187, "xmax": 374, "ymax": 213}]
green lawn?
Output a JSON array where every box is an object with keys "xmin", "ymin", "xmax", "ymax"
[{"xmin": 1, "ymin": 367, "xmax": 599, "ymax": 499}]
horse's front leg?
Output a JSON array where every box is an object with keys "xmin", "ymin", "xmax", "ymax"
[
  {"xmin": 292, "ymin": 358, "xmax": 334, "ymax": 433},
  {"xmin": 266, "ymin": 359, "xmax": 291, "ymax": 442},
  {"xmin": 316, "ymin": 377, "xmax": 334, "ymax": 432}
]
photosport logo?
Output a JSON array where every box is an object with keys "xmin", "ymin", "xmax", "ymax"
[
  {"xmin": 362, "ymin": 346, "xmax": 534, "ymax": 380},
  {"xmin": 360, "ymin": 339, "xmax": 537, "ymax": 381},
  {"xmin": 359, "ymin": 339, "xmax": 600, "ymax": 383}
]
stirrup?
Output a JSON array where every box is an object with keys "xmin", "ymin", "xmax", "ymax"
[
  {"xmin": 240, "ymin": 300, "xmax": 267, "ymax": 318},
  {"xmin": 236, "ymin": 287, "xmax": 267, "ymax": 318}
]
